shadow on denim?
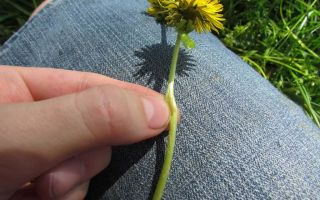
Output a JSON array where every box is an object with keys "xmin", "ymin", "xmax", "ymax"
[
  {"xmin": 134, "ymin": 25, "xmax": 196, "ymax": 92},
  {"xmin": 86, "ymin": 134, "xmax": 167, "ymax": 200},
  {"xmin": 86, "ymin": 25, "xmax": 196, "ymax": 200}
]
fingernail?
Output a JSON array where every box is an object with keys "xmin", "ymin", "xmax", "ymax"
[{"xmin": 142, "ymin": 96, "xmax": 169, "ymax": 129}]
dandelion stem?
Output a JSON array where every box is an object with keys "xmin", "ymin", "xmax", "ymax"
[{"xmin": 152, "ymin": 32, "xmax": 181, "ymax": 200}]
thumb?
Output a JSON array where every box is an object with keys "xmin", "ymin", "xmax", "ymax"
[{"xmin": 0, "ymin": 84, "xmax": 169, "ymax": 193}]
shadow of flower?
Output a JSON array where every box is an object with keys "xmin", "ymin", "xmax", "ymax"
[{"xmin": 134, "ymin": 26, "xmax": 196, "ymax": 92}]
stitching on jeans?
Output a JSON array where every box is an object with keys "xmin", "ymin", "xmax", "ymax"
[{"xmin": 0, "ymin": 0, "xmax": 59, "ymax": 56}]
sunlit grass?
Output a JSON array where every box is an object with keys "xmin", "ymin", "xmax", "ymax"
[{"xmin": 221, "ymin": 0, "xmax": 320, "ymax": 127}]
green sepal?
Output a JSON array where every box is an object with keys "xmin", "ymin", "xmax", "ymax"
[
  {"xmin": 176, "ymin": 19, "xmax": 194, "ymax": 34},
  {"xmin": 184, "ymin": 20, "xmax": 195, "ymax": 33},
  {"xmin": 181, "ymin": 33, "xmax": 196, "ymax": 49}
]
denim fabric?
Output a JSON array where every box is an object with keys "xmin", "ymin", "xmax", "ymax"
[{"xmin": 1, "ymin": 0, "xmax": 320, "ymax": 199}]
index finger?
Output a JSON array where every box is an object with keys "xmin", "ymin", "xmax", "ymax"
[{"xmin": 1, "ymin": 65, "xmax": 160, "ymax": 100}]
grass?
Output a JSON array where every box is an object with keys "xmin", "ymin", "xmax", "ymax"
[
  {"xmin": 0, "ymin": 0, "xmax": 319, "ymax": 127},
  {"xmin": 0, "ymin": 0, "xmax": 42, "ymax": 44},
  {"xmin": 221, "ymin": 0, "xmax": 320, "ymax": 127}
]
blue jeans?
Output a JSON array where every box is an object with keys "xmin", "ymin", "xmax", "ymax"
[{"xmin": 1, "ymin": 0, "xmax": 320, "ymax": 199}]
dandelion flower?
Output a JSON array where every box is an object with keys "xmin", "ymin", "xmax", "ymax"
[
  {"xmin": 147, "ymin": 0, "xmax": 225, "ymax": 33},
  {"xmin": 148, "ymin": 1, "xmax": 226, "ymax": 200}
]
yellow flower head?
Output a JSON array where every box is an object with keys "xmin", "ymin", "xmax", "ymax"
[{"xmin": 147, "ymin": 0, "xmax": 225, "ymax": 33}]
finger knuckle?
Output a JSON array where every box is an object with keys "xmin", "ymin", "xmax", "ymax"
[{"xmin": 78, "ymin": 85, "xmax": 127, "ymax": 142}]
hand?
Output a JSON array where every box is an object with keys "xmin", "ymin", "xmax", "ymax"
[{"xmin": 0, "ymin": 66, "xmax": 169, "ymax": 200}]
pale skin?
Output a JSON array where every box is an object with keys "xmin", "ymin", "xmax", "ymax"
[{"xmin": 0, "ymin": 66, "xmax": 169, "ymax": 200}]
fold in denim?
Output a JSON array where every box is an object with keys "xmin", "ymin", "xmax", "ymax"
[{"xmin": 1, "ymin": 0, "xmax": 319, "ymax": 199}]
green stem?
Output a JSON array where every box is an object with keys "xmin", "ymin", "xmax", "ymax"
[
  {"xmin": 152, "ymin": 32, "xmax": 182, "ymax": 200},
  {"xmin": 279, "ymin": 0, "xmax": 320, "ymax": 60},
  {"xmin": 290, "ymin": 71, "xmax": 320, "ymax": 127}
]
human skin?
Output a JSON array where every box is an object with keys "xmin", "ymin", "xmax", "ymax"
[
  {"xmin": 30, "ymin": 0, "xmax": 52, "ymax": 18},
  {"xmin": 0, "ymin": 66, "xmax": 169, "ymax": 200}
]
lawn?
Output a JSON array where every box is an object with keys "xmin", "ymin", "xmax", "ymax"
[
  {"xmin": 1, "ymin": 0, "xmax": 319, "ymax": 127},
  {"xmin": 221, "ymin": 0, "xmax": 320, "ymax": 127},
  {"xmin": 0, "ymin": 0, "xmax": 42, "ymax": 44}
]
